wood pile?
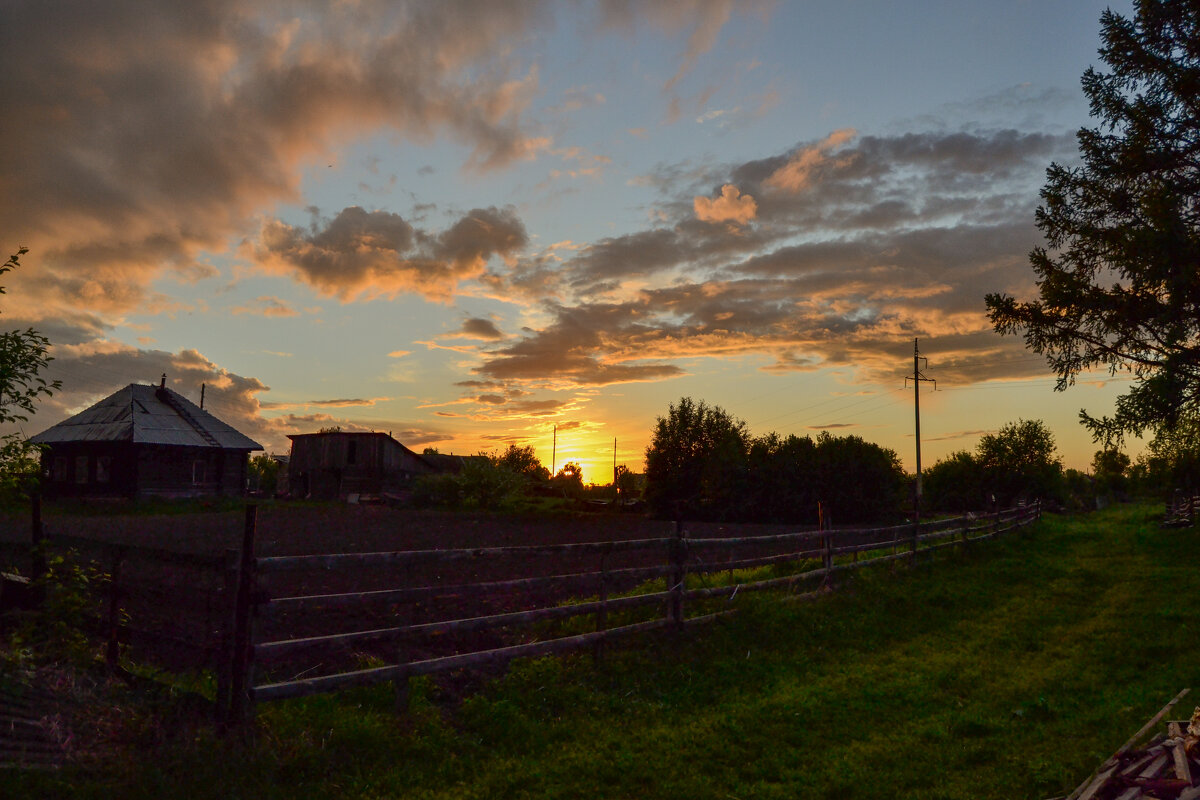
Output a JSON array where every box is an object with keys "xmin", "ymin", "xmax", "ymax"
[{"xmin": 1058, "ymin": 689, "xmax": 1200, "ymax": 800}]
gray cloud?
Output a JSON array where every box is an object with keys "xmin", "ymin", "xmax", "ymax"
[
  {"xmin": 467, "ymin": 126, "xmax": 1071, "ymax": 401},
  {"xmin": 447, "ymin": 317, "xmax": 506, "ymax": 340},
  {"xmin": 255, "ymin": 205, "xmax": 527, "ymax": 301},
  {"xmin": 465, "ymin": 130, "xmax": 1070, "ymax": 400},
  {"xmin": 2, "ymin": 0, "xmax": 551, "ymax": 319}
]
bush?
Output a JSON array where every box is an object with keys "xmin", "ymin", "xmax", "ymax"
[
  {"xmin": 410, "ymin": 473, "xmax": 462, "ymax": 509},
  {"xmin": 410, "ymin": 456, "xmax": 527, "ymax": 511}
]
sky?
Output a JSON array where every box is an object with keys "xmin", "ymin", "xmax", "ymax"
[{"xmin": 2, "ymin": 0, "xmax": 1144, "ymax": 482}]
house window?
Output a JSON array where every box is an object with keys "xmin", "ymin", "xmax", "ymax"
[
  {"xmin": 193, "ymin": 460, "xmax": 207, "ymax": 484},
  {"xmin": 75, "ymin": 456, "xmax": 89, "ymax": 484},
  {"xmin": 52, "ymin": 457, "xmax": 69, "ymax": 483},
  {"xmin": 347, "ymin": 440, "xmax": 357, "ymax": 465},
  {"xmin": 96, "ymin": 456, "xmax": 111, "ymax": 484}
]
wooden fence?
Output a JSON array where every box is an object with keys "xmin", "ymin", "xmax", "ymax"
[
  {"xmin": 1163, "ymin": 493, "xmax": 1200, "ymax": 527},
  {"xmin": 0, "ymin": 495, "xmax": 234, "ymax": 683},
  {"xmin": 235, "ymin": 503, "xmax": 1041, "ymax": 723},
  {"xmin": 0, "ymin": 499, "xmax": 1041, "ymax": 726}
]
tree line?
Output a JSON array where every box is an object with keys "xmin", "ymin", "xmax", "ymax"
[{"xmin": 643, "ymin": 397, "xmax": 906, "ymax": 524}]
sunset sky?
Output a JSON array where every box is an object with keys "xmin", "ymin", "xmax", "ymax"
[{"xmin": 3, "ymin": 0, "xmax": 1143, "ymax": 481}]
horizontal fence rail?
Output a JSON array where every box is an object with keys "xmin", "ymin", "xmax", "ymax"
[
  {"xmin": 236, "ymin": 503, "xmax": 1042, "ymax": 722},
  {"xmin": 1, "ymin": 497, "xmax": 1043, "ymax": 727}
]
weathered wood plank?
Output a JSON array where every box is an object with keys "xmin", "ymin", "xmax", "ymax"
[
  {"xmin": 1116, "ymin": 689, "xmax": 1190, "ymax": 757},
  {"xmin": 256, "ymin": 536, "xmax": 671, "ymax": 573},
  {"xmin": 256, "ymin": 591, "xmax": 670, "ymax": 660},
  {"xmin": 252, "ymin": 617, "xmax": 672, "ymax": 702},
  {"xmin": 261, "ymin": 563, "xmax": 672, "ymax": 615}
]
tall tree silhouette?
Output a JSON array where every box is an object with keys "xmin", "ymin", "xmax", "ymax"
[{"xmin": 987, "ymin": 2, "xmax": 1200, "ymax": 444}]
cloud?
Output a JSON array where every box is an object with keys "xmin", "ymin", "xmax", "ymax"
[
  {"xmin": 469, "ymin": 124, "xmax": 1078, "ymax": 396},
  {"xmin": 26, "ymin": 342, "xmax": 291, "ymax": 450},
  {"xmin": 473, "ymin": 303, "xmax": 688, "ymax": 388},
  {"xmin": 763, "ymin": 129, "xmax": 858, "ymax": 193},
  {"xmin": 230, "ymin": 295, "xmax": 299, "ymax": 317},
  {"xmin": 253, "ymin": 205, "xmax": 527, "ymax": 302},
  {"xmin": 596, "ymin": 0, "xmax": 751, "ymax": 90},
  {"xmin": 260, "ymin": 397, "xmax": 389, "ymax": 410},
  {"xmin": 2, "ymin": 0, "xmax": 553, "ymax": 322},
  {"xmin": 694, "ymin": 184, "xmax": 757, "ymax": 225},
  {"xmin": 441, "ymin": 317, "xmax": 506, "ymax": 341}
]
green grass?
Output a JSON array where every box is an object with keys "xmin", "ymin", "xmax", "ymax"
[{"xmin": 10, "ymin": 503, "xmax": 1199, "ymax": 799}]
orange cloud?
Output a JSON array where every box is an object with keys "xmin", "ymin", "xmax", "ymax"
[
  {"xmin": 230, "ymin": 295, "xmax": 300, "ymax": 317},
  {"xmin": 252, "ymin": 206, "xmax": 527, "ymax": 302},
  {"xmin": 2, "ymin": 2, "xmax": 555, "ymax": 324},
  {"xmin": 764, "ymin": 129, "xmax": 857, "ymax": 193},
  {"xmin": 694, "ymin": 184, "xmax": 757, "ymax": 225}
]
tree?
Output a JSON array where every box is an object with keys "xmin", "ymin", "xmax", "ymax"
[
  {"xmin": 550, "ymin": 462, "xmax": 584, "ymax": 498},
  {"xmin": 1135, "ymin": 410, "xmax": 1200, "ymax": 493},
  {"xmin": 496, "ymin": 443, "xmax": 550, "ymax": 482},
  {"xmin": 922, "ymin": 450, "xmax": 986, "ymax": 512},
  {"xmin": 743, "ymin": 432, "xmax": 819, "ymax": 522},
  {"xmin": 248, "ymin": 453, "xmax": 281, "ymax": 495},
  {"xmin": 810, "ymin": 432, "xmax": 906, "ymax": 524},
  {"xmin": 975, "ymin": 419, "xmax": 1064, "ymax": 506},
  {"xmin": 1091, "ymin": 447, "xmax": 1131, "ymax": 497},
  {"xmin": 986, "ymin": 3, "xmax": 1200, "ymax": 445},
  {"xmin": 0, "ymin": 248, "xmax": 61, "ymax": 497},
  {"xmin": 644, "ymin": 397, "xmax": 748, "ymax": 518},
  {"xmin": 454, "ymin": 453, "xmax": 526, "ymax": 510},
  {"xmin": 613, "ymin": 464, "xmax": 641, "ymax": 499}
]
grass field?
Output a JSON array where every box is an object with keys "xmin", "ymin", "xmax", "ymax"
[{"xmin": 8, "ymin": 503, "xmax": 1199, "ymax": 799}]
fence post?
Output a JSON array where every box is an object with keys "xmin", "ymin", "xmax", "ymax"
[
  {"xmin": 227, "ymin": 504, "xmax": 258, "ymax": 726},
  {"xmin": 668, "ymin": 519, "xmax": 685, "ymax": 630}
]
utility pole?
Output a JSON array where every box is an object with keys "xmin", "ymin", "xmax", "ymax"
[
  {"xmin": 551, "ymin": 425, "xmax": 557, "ymax": 475},
  {"xmin": 905, "ymin": 338, "xmax": 936, "ymax": 522}
]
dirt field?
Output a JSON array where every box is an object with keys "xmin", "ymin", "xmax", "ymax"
[
  {"xmin": 2, "ymin": 502, "xmax": 813, "ymax": 555},
  {"xmin": 1, "ymin": 503, "xmax": 823, "ymax": 680}
]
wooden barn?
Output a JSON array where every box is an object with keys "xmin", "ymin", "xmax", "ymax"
[
  {"xmin": 31, "ymin": 378, "xmax": 263, "ymax": 499},
  {"xmin": 287, "ymin": 431, "xmax": 438, "ymax": 500}
]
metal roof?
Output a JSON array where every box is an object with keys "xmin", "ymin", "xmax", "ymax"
[{"xmin": 31, "ymin": 384, "xmax": 263, "ymax": 451}]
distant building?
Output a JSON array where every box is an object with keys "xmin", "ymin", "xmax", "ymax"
[
  {"xmin": 287, "ymin": 431, "xmax": 438, "ymax": 500},
  {"xmin": 31, "ymin": 377, "xmax": 263, "ymax": 499}
]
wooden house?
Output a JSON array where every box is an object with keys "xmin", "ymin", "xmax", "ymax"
[
  {"xmin": 286, "ymin": 431, "xmax": 437, "ymax": 499},
  {"xmin": 31, "ymin": 378, "xmax": 263, "ymax": 499}
]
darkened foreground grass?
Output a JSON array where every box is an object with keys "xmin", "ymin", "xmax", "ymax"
[{"xmin": 9, "ymin": 504, "xmax": 1199, "ymax": 799}]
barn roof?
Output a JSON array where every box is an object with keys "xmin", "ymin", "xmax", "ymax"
[{"xmin": 31, "ymin": 384, "xmax": 263, "ymax": 451}]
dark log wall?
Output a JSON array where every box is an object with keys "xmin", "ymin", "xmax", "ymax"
[
  {"xmin": 288, "ymin": 434, "xmax": 436, "ymax": 499},
  {"xmin": 41, "ymin": 442, "xmax": 138, "ymax": 498},
  {"xmin": 41, "ymin": 444, "xmax": 249, "ymax": 499}
]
